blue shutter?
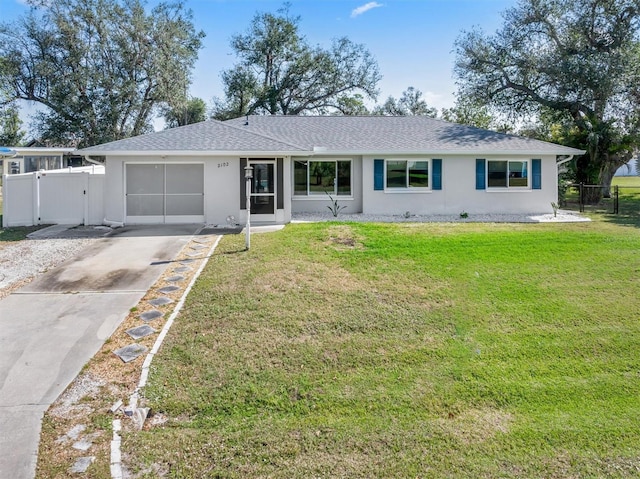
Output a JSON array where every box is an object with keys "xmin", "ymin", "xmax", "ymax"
[
  {"xmin": 432, "ymin": 159, "xmax": 442, "ymax": 190},
  {"xmin": 476, "ymin": 159, "xmax": 486, "ymax": 190},
  {"xmin": 374, "ymin": 159, "xmax": 384, "ymax": 190},
  {"xmin": 532, "ymin": 159, "xmax": 541, "ymax": 189}
]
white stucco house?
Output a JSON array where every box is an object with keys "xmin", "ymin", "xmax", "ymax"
[{"xmin": 23, "ymin": 115, "xmax": 585, "ymax": 226}]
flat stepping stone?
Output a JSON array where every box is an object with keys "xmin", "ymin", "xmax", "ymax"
[
  {"xmin": 139, "ymin": 310, "xmax": 163, "ymax": 322},
  {"xmin": 190, "ymin": 244, "xmax": 207, "ymax": 250},
  {"xmin": 148, "ymin": 297, "xmax": 172, "ymax": 307},
  {"xmin": 186, "ymin": 252, "xmax": 202, "ymax": 257},
  {"xmin": 70, "ymin": 456, "xmax": 95, "ymax": 473},
  {"xmin": 158, "ymin": 285, "xmax": 180, "ymax": 294},
  {"xmin": 173, "ymin": 266, "xmax": 192, "ymax": 273},
  {"xmin": 126, "ymin": 324, "xmax": 157, "ymax": 340},
  {"xmin": 72, "ymin": 439, "xmax": 93, "ymax": 451},
  {"xmin": 180, "ymin": 259, "xmax": 195, "ymax": 264},
  {"xmin": 113, "ymin": 344, "xmax": 148, "ymax": 363},
  {"xmin": 193, "ymin": 238, "xmax": 210, "ymax": 244},
  {"xmin": 165, "ymin": 275, "xmax": 184, "ymax": 283}
]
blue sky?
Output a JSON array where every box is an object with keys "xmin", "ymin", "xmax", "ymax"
[{"xmin": 2, "ymin": 0, "xmax": 515, "ymax": 126}]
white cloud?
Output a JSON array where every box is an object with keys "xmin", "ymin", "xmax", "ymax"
[{"xmin": 351, "ymin": 2, "xmax": 383, "ymax": 18}]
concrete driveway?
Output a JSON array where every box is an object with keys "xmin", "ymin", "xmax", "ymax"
[{"xmin": 0, "ymin": 224, "xmax": 202, "ymax": 479}]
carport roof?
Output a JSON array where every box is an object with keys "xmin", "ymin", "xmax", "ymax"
[{"xmin": 77, "ymin": 115, "xmax": 585, "ymax": 157}]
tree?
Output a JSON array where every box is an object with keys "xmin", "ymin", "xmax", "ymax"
[
  {"xmin": 0, "ymin": 102, "xmax": 25, "ymax": 146},
  {"xmin": 454, "ymin": 0, "xmax": 640, "ymax": 198},
  {"xmin": 373, "ymin": 87, "xmax": 438, "ymax": 117},
  {"xmin": 212, "ymin": 6, "xmax": 380, "ymax": 119},
  {"xmin": 0, "ymin": 0, "xmax": 204, "ymax": 147},
  {"xmin": 440, "ymin": 95, "xmax": 495, "ymax": 130},
  {"xmin": 163, "ymin": 97, "xmax": 207, "ymax": 129}
]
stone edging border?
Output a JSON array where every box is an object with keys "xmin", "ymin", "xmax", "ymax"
[{"xmin": 110, "ymin": 235, "xmax": 222, "ymax": 479}]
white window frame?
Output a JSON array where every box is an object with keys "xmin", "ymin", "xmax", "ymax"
[
  {"xmin": 486, "ymin": 159, "xmax": 530, "ymax": 190},
  {"xmin": 294, "ymin": 158, "xmax": 353, "ymax": 197},
  {"xmin": 384, "ymin": 158, "xmax": 431, "ymax": 191}
]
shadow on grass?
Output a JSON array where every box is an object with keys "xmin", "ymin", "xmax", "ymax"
[{"xmin": 564, "ymin": 191, "xmax": 640, "ymax": 228}]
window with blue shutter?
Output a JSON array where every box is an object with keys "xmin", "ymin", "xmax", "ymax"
[
  {"xmin": 432, "ymin": 159, "xmax": 442, "ymax": 190},
  {"xmin": 532, "ymin": 159, "xmax": 541, "ymax": 189},
  {"xmin": 374, "ymin": 159, "xmax": 384, "ymax": 190},
  {"xmin": 476, "ymin": 159, "xmax": 486, "ymax": 190}
]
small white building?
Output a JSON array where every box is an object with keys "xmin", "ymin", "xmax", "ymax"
[
  {"xmin": 5, "ymin": 116, "xmax": 586, "ymax": 227},
  {"xmin": 0, "ymin": 147, "xmax": 79, "ymax": 176}
]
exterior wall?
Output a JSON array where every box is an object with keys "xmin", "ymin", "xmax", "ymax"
[
  {"xmin": 290, "ymin": 156, "xmax": 363, "ymax": 214},
  {"xmin": 88, "ymin": 174, "xmax": 105, "ymax": 225},
  {"xmin": 101, "ymin": 152, "xmax": 560, "ymax": 226},
  {"xmin": 362, "ymin": 154, "xmax": 558, "ymax": 215},
  {"xmin": 105, "ymin": 155, "xmax": 241, "ymax": 226}
]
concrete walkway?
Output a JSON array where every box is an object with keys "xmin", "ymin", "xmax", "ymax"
[{"xmin": 0, "ymin": 225, "xmax": 201, "ymax": 479}]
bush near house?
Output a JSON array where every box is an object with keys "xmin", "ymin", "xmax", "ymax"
[{"xmin": 122, "ymin": 213, "xmax": 640, "ymax": 478}]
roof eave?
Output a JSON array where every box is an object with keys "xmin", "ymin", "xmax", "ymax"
[
  {"xmin": 301, "ymin": 149, "xmax": 587, "ymax": 156},
  {"xmin": 76, "ymin": 149, "xmax": 311, "ymax": 157}
]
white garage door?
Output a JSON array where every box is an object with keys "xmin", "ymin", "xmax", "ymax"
[{"xmin": 126, "ymin": 164, "xmax": 204, "ymax": 224}]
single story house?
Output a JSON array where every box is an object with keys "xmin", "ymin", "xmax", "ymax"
[
  {"xmin": 0, "ymin": 147, "xmax": 84, "ymax": 177},
  {"xmin": 72, "ymin": 115, "xmax": 584, "ymax": 226}
]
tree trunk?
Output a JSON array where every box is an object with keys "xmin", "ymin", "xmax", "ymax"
[{"xmin": 598, "ymin": 161, "xmax": 619, "ymax": 198}]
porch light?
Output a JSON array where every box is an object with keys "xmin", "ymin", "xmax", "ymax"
[{"xmin": 244, "ymin": 165, "xmax": 253, "ymax": 250}]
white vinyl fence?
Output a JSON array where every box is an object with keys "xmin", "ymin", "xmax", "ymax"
[{"xmin": 2, "ymin": 166, "xmax": 105, "ymax": 227}]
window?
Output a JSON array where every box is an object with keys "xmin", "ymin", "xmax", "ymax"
[
  {"xmin": 24, "ymin": 155, "xmax": 62, "ymax": 173},
  {"xmin": 294, "ymin": 160, "xmax": 351, "ymax": 196},
  {"xmin": 386, "ymin": 160, "xmax": 429, "ymax": 188},
  {"xmin": 487, "ymin": 160, "xmax": 528, "ymax": 188}
]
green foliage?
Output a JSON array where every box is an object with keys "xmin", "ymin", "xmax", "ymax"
[
  {"xmin": 373, "ymin": 86, "xmax": 438, "ymax": 117},
  {"xmin": 0, "ymin": 0, "xmax": 204, "ymax": 147},
  {"xmin": 325, "ymin": 191, "xmax": 347, "ymax": 217},
  {"xmin": 0, "ymin": 101, "xmax": 25, "ymax": 146},
  {"xmin": 454, "ymin": 0, "xmax": 640, "ymax": 192},
  {"xmin": 162, "ymin": 97, "xmax": 207, "ymax": 129},
  {"xmin": 440, "ymin": 95, "xmax": 495, "ymax": 129},
  {"xmin": 212, "ymin": 5, "xmax": 380, "ymax": 119}
]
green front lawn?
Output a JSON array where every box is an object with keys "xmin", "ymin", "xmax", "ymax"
[{"xmin": 123, "ymin": 216, "xmax": 640, "ymax": 478}]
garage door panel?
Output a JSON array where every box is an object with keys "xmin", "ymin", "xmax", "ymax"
[
  {"xmin": 126, "ymin": 163, "xmax": 204, "ymax": 223},
  {"xmin": 126, "ymin": 164, "xmax": 164, "ymax": 194},
  {"xmin": 166, "ymin": 195, "xmax": 204, "ymax": 216},
  {"xmin": 166, "ymin": 164, "xmax": 204, "ymax": 194},
  {"xmin": 126, "ymin": 194, "xmax": 164, "ymax": 216}
]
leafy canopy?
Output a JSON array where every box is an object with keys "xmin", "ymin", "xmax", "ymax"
[
  {"xmin": 0, "ymin": 0, "xmax": 204, "ymax": 147},
  {"xmin": 373, "ymin": 87, "xmax": 438, "ymax": 117},
  {"xmin": 212, "ymin": 5, "xmax": 381, "ymax": 119},
  {"xmin": 454, "ymin": 0, "xmax": 640, "ymax": 187}
]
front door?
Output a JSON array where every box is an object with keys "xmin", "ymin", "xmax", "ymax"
[{"xmin": 249, "ymin": 161, "xmax": 276, "ymax": 222}]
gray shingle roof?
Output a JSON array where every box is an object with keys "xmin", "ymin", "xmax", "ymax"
[
  {"xmin": 224, "ymin": 116, "xmax": 584, "ymax": 155},
  {"xmin": 77, "ymin": 115, "xmax": 585, "ymax": 156},
  {"xmin": 77, "ymin": 119, "xmax": 305, "ymax": 155}
]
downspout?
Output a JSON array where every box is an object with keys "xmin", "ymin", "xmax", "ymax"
[
  {"xmin": 556, "ymin": 155, "xmax": 574, "ymax": 207},
  {"xmin": 556, "ymin": 155, "xmax": 574, "ymax": 167},
  {"xmin": 103, "ymin": 218, "xmax": 124, "ymax": 228}
]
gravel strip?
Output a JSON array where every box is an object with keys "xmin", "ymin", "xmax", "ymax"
[
  {"xmin": 292, "ymin": 210, "xmax": 590, "ymax": 224},
  {"xmin": 0, "ymin": 237, "xmax": 98, "ymax": 298}
]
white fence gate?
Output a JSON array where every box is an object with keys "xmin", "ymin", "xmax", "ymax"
[{"xmin": 2, "ymin": 167, "xmax": 105, "ymax": 227}]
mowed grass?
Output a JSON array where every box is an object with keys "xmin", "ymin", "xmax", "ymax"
[{"xmin": 125, "ymin": 219, "xmax": 640, "ymax": 478}]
